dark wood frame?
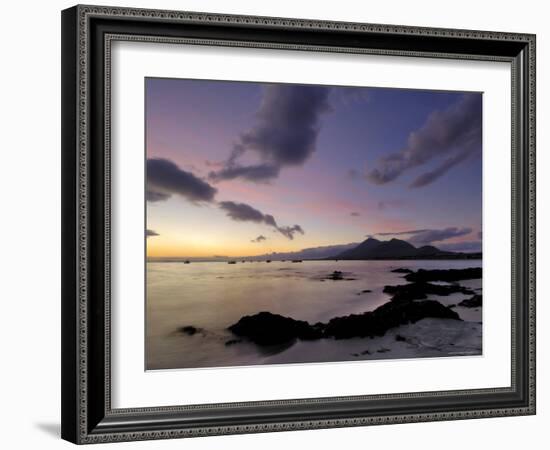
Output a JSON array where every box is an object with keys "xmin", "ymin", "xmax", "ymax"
[{"xmin": 61, "ymin": 4, "xmax": 536, "ymax": 444}]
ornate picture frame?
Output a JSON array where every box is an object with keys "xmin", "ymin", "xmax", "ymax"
[{"xmin": 61, "ymin": 5, "xmax": 535, "ymax": 444}]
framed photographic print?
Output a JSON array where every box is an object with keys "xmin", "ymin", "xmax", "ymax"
[{"xmin": 61, "ymin": 5, "xmax": 536, "ymax": 444}]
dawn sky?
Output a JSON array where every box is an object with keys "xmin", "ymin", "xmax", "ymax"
[{"xmin": 145, "ymin": 78, "xmax": 482, "ymax": 258}]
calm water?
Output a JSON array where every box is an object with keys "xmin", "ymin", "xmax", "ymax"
[{"xmin": 146, "ymin": 259, "xmax": 482, "ymax": 370}]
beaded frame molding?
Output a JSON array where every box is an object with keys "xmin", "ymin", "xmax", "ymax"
[{"xmin": 61, "ymin": 4, "xmax": 536, "ymax": 444}]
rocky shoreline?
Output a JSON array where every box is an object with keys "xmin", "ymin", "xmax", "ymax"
[{"xmin": 224, "ymin": 267, "xmax": 482, "ymax": 347}]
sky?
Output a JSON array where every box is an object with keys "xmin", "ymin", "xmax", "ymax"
[{"xmin": 145, "ymin": 77, "xmax": 482, "ymax": 258}]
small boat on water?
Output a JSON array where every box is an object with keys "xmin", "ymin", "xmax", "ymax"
[
  {"xmin": 227, "ymin": 261, "xmax": 237, "ymax": 264},
  {"xmin": 291, "ymin": 259, "xmax": 303, "ymax": 263},
  {"xmin": 266, "ymin": 260, "xmax": 272, "ymax": 263},
  {"xmin": 184, "ymin": 260, "xmax": 190, "ymax": 264}
]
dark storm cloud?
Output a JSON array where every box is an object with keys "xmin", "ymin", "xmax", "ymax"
[
  {"xmin": 367, "ymin": 94, "xmax": 482, "ymax": 187},
  {"xmin": 147, "ymin": 158, "xmax": 217, "ymax": 203},
  {"xmin": 438, "ymin": 241, "xmax": 482, "ymax": 253},
  {"xmin": 210, "ymin": 84, "xmax": 332, "ymax": 183},
  {"xmin": 218, "ymin": 201, "xmax": 304, "ymax": 240},
  {"xmin": 408, "ymin": 227, "xmax": 473, "ymax": 245},
  {"xmin": 146, "ymin": 190, "xmax": 171, "ymax": 202},
  {"xmin": 350, "ymin": 212, "xmax": 360, "ymax": 217},
  {"xmin": 251, "ymin": 235, "xmax": 267, "ymax": 243},
  {"xmin": 409, "ymin": 147, "xmax": 474, "ymax": 188},
  {"xmin": 277, "ymin": 225, "xmax": 305, "ymax": 240},
  {"xmin": 218, "ymin": 201, "xmax": 276, "ymax": 226},
  {"xmin": 210, "ymin": 163, "xmax": 280, "ymax": 183},
  {"xmin": 146, "ymin": 229, "xmax": 159, "ymax": 237}
]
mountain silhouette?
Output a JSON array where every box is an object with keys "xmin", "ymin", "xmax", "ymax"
[{"xmin": 335, "ymin": 238, "xmax": 477, "ymax": 260}]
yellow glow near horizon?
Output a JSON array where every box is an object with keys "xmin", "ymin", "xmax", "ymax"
[
  {"xmin": 147, "ymin": 222, "xmax": 357, "ymax": 258},
  {"xmin": 146, "ymin": 234, "xmax": 315, "ymax": 258}
]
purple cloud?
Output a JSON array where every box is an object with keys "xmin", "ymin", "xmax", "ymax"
[
  {"xmin": 367, "ymin": 94, "xmax": 482, "ymax": 187},
  {"xmin": 146, "ymin": 190, "xmax": 171, "ymax": 202},
  {"xmin": 376, "ymin": 229, "xmax": 431, "ymax": 236},
  {"xmin": 374, "ymin": 227, "xmax": 473, "ymax": 245},
  {"xmin": 219, "ymin": 201, "xmax": 304, "ymax": 240},
  {"xmin": 408, "ymin": 227, "xmax": 473, "ymax": 245},
  {"xmin": 276, "ymin": 225, "xmax": 305, "ymax": 240},
  {"xmin": 147, "ymin": 158, "xmax": 217, "ymax": 203},
  {"xmin": 210, "ymin": 84, "xmax": 332, "ymax": 183}
]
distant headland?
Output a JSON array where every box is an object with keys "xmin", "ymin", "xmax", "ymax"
[{"xmin": 332, "ymin": 237, "xmax": 481, "ymax": 260}]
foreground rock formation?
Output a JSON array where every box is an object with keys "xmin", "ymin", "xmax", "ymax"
[
  {"xmin": 228, "ymin": 299, "xmax": 460, "ymax": 345},
  {"xmin": 228, "ymin": 312, "xmax": 323, "ymax": 345}
]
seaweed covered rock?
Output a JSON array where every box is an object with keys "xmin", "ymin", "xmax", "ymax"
[
  {"xmin": 179, "ymin": 325, "xmax": 200, "ymax": 335},
  {"xmin": 404, "ymin": 267, "xmax": 482, "ymax": 283},
  {"xmin": 229, "ymin": 299, "xmax": 460, "ymax": 345},
  {"xmin": 458, "ymin": 294, "xmax": 482, "ymax": 308},
  {"xmin": 323, "ymin": 299, "xmax": 460, "ymax": 339},
  {"xmin": 325, "ymin": 270, "xmax": 344, "ymax": 280},
  {"xmin": 382, "ymin": 282, "xmax": 474, "ymax": 302},
  {"xmin": 391, "ymin": 268, "xmax": 413, "ymax": 274},
  {"xmin": 228, "ymin": 311, "xmax": 322, "ymax": 345},
  {"xmin": 322, "ymin": 270, "xmax": 355, "ymax": 281}
]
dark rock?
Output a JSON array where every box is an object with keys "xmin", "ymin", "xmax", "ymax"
[
  {"xmin": 357, "ymin": 289, "xmax": 372, "ymax": 295},
  {"xmin": 391, "ymin": 268, "xmax": 413, "ymax": 274},
  {"xmin": 179, "ymin": 325, "xmax": 200, "ymax": 336},
  {"xmin": 322, "ymin": 270, "xmax": 355, "ymax": 281},
  {"xmin": 323, "ymin": 299, "xmax": 460, "ymax": 339},
  {"xmin": 229, "ymin": 298, "xmax": 461, "ymax": 346},
  {"xmin": 327, "ymin": 270, "xmax": 343, "ymax": 280},
  {"xmin": 225, "ymin": 338, "xmax": 242, "ymax": 346},
  {"xmin": 458, "ymin": 294, "xmax": 482, "ymax": 308},
  {"xmin": 448, "ymin": 304, "xmax": 457, "ymax": 308},
  {"xmin": 383, "ymin": 282, "xmax": 474, "ymax": 302},
  {"xmin": 395, "ymin": 334, "xmax": 406, "ymax": 342},
  {"xmin": 377, "ymin": 348, "xmax": 391, "ymax": 353},
  {"xmin": 228, "ymin": 311, "xmax": 322, "ymax": 345},
  {"xmin": 404, "ymin": 267, "xmax": 482, "ymax": 283},
  {"xmin": 352, "ymin": 349, "xmax": 372, "ymax": 357},
  {"xmin": 383, "ymin": 284, "xmax": 427, "ymax": 302}
]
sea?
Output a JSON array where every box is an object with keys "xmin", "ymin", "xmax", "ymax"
[{"xmin": 146, "ymin": 259, "xmax": 482, "ymax": 370}]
